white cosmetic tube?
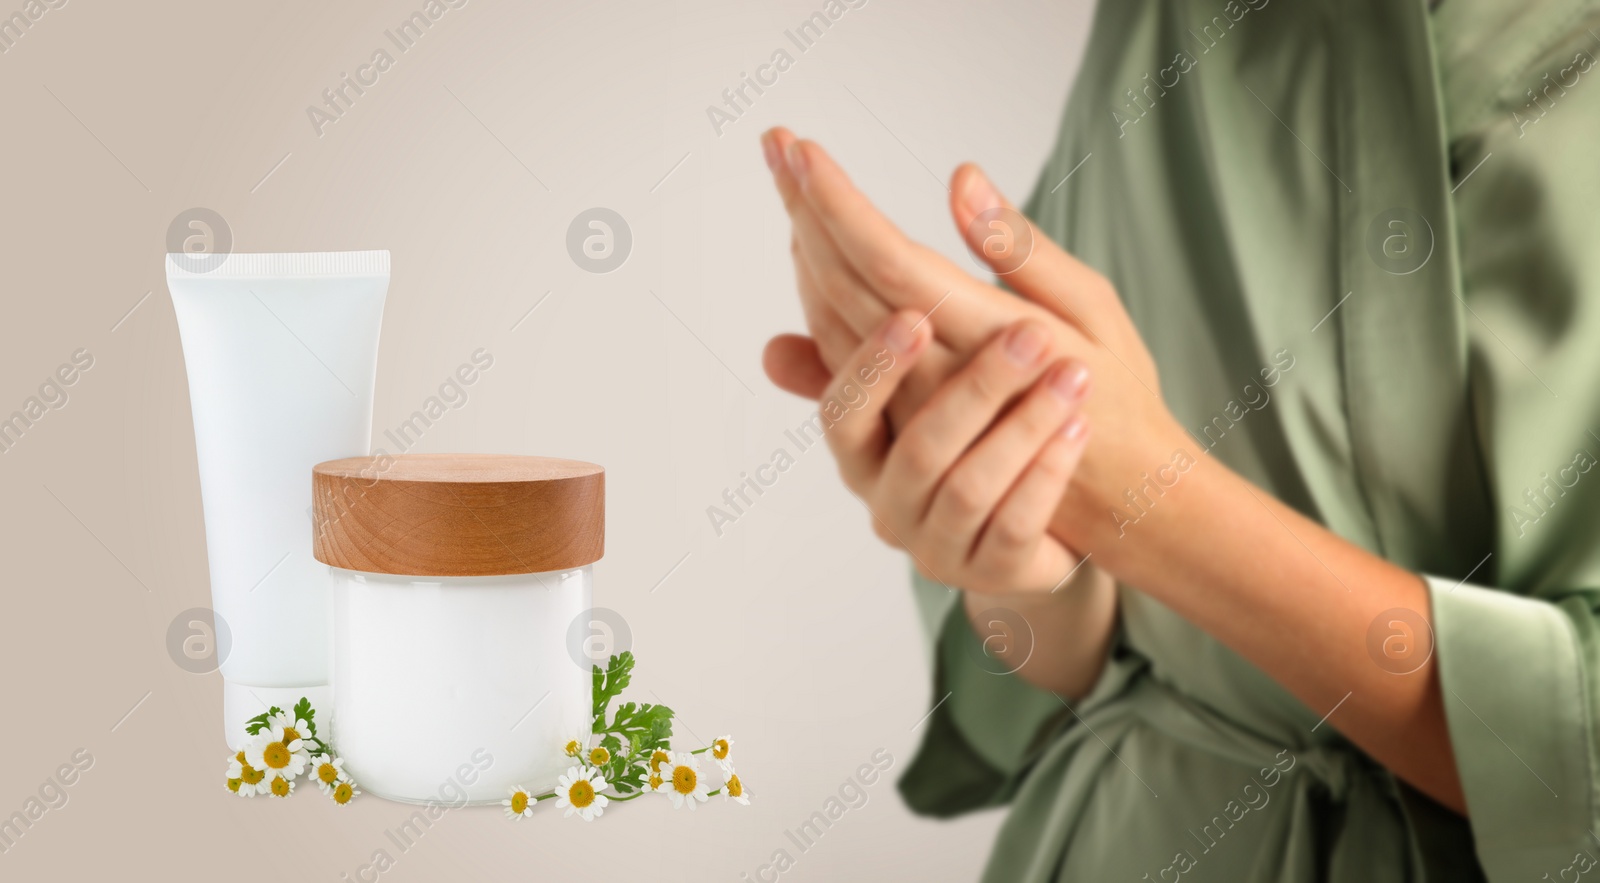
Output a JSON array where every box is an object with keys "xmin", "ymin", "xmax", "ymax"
[{"xmin": 167, "ymin": 251, "xmax": 388, "ymax": 749}]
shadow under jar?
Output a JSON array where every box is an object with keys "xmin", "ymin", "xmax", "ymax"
[{"xmin": 311, "ymin": 453, "xmax": 604, "ymax": 805}]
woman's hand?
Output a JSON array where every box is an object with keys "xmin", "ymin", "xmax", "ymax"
[
  {"xmin": 820, "ymin": 311, "xmax": 1093, "ymax": 596},
  {"xmin": 762, "ymin": 238, "xmax": 1124, "ymax": 699},
  {"xmin": 762, "ymin": 127, "xmax": 1191, "ymax": 560}
]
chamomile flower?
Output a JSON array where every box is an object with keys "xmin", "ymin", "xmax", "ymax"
[
  {"xmin": 564, "ymin": 739, "xmax": 584, "ymax": 758},
  {"xmin": 245, "ymin": 731, "xmax": 309, "ymax": 781},
  {"xmin": 267, "ymin": 713, "xmax": 312, "ymax": 750},
  {"xmin": 554, "ymin": 765, "xmax": 610, "ymax": 821},
  {"xmin": 709, "ymin": 735, "xmax": 735, "ymax": 770},
  {"xmin": 503, "ymin": 786, "xmax": 536, "ymax": 820},
  {"xmin": 227, "ymin": 750, "xmax": 266, "ymax": 797},
  {"xmin": 721, "ymin": 768, "xmax": 751, "ymax": 805},
  {"xmin": 268, "ymin": 774, "xmax": 294, "ymax": 798},
  {"xmin": 655, "ymin": 752, "xmax": 710, "ymax": 810},
  {"xmin": 588, "ymin": 746, "xmax": 611, "ymax": 766},
  {"xmin": 309, "ymin": 754, "xmax": 349, "ymax": 795},
  {"xmin": 331, "ymin": 781, "xmax": 359, "ymax": 806},
  {"xmin": 648, "ymin": 748, "xmax": 671, "ymax": 775}
]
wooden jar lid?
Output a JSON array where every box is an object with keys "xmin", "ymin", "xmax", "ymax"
[{"xmin": 312, "ymin": 454, "xmax": 604, "ymax": 577}]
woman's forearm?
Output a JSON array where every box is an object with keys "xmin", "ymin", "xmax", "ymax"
[
  {"xmin": 962, "ymin": 565, "xmax": 1119, "ymax": 701},
  {"xmin": 1057, "ymin": 448, "xmax": 1466, "ymax": 813}
]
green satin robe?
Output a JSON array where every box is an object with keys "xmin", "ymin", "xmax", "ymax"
[{"xmin": 898, "ymin": 0, "xmax": 1600, "ymax": 880}]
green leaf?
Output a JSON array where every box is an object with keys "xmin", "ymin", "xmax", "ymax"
[
  {"xmin": 591, "ymin": 652, "xmax": 634, "ymax": 727},
  {"xmin": 609, "ymin": 702, "xmax": 673, "ymax": 744},
  {"xmin": 242, "ymin": 706, "xmax": 283, "ymax": 736},
  {"xmin": 293, "ymin": 697, "xmax": 317, "ymax": 736},
  {"xmin": 607, "ymin": 753, "xmax": 649, "ymax": 795}
]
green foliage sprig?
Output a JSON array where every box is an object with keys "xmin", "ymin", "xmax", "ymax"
[
  {"xmin": 505, "ymin": 652, "xmax": 750, "ymax": 821},
  {"xmin": 589, "ymin": 651, "xmax": 674, "ymax": 795}
]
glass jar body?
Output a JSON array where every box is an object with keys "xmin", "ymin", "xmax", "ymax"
[{"xmin": 330, "ymin": 566, "xmax": 591, "ymax": 804}]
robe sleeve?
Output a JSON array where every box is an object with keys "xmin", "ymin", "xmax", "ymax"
[
  {"xmin": 1426, "ymin": 574, "xmax": 1598, "ymax": 876},
  {"xmin": 897, "ymin": 570, "xmax": 1132, "ymax": 817}
]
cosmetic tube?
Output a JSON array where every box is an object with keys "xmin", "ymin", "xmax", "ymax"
[{"xmin": 167, "ymin": 251, "xmax": 388, "ymax": 749}]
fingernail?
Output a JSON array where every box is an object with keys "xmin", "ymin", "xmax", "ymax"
[
  {"xmin": 761, "ymin": 132, "xmax": 782, "ymax": 173},
  {"xmin": 1050, "ymin": 362, "xmax": 1090, "ymax": 401},
  {"xmin": 961, "ymin": 167, "xmax": 1001, "ymax": 218},
  {"xmin": 1004, "ymin": 322, "xmax": 1047, "ymax": 366},
  {"xmin": 786, "ymin": 141, "xmax": 810, "ymax": 185},
  {"xmin": 885, "ymin": 314, "xmax": 918, "ymax": 353},
  {"xmin": 1061, "ymin": 415, "xmax": 1089, "ymax": 444}
]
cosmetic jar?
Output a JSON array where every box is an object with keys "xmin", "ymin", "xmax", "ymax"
[{"xmin": 311, "ymin": 454, "xmax": 604, "ymax": 804}]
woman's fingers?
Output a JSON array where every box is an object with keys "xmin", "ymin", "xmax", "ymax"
[
  {"xmin": 968, "ymin": 414, "xmax": 1091, "ymax": 593},
  {"xmin": 788, "ymin": 235, "xmax": 965, "ymax": 430},
  {"xmin": 764, "ymin": 128, "xmax": 893, "ymax": 340},
  {"xmin": 949, "ymin": 162, "xmax": 1133, "ymax": 340},
  {"xmin": 762, "ymin": 334, "xmax": 831, "ymax": 400},
  {"xmin": 878, "ymin": 320, "xmax": 1059, "ymax": 524},
  {"xmin": 785, "ymin": 138, "xmax": 1037, "ymax": 352},
  {"xmin": 763, "ymin": 127, "xmax": 816, "ymax": 219},
  {"xmin": 818, "ymin": 310, "xmax": 930, "ymax": 493},
  {"xmin": 794, "ymin": 253, "xmax": 864, "ymax": 372},
  {"xmin": 771, "ymin": 134, "xmax": 1105, "ymax": 402},
  {"xmin": 922, "ymin": 360, "xmax": 1090, "ymax": 567}
]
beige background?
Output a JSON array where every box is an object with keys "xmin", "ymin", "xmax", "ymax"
[{"xmin": 0, "ymin": 0, "xmax": 1092, "ymax": 879}]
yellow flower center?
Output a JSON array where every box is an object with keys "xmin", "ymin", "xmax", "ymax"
[
  {"xmin": 589, "ymin": 747, "xmax": 610, "ymax": 766},
  {"xmin": 510, "ymin": 791, "xmax": 528, "ymax": 814},
  {"xmin": 270, "ymin": 776, "xmax": 290, "ymax": 797},
  {"xmin": 564, "ymin": 740, "xmax": 581, "ymax": 757},
  {"xmin": 262, "ymin": 742, "xmax": 291, "ymax": 770},
  {"xmin": 649, "ymin": 774, "xmax": 663, "ymax": 789},
  {"xmin": 568, "ymin": 779, "xmax": 595, "ymax": 809},
  {"xmin": 240, "ymin": 765, "xmax": 265, "ymax": 785},
  {"xmin": 650, "ymin": 750, "xmax": 670, "ymax": 773},
  {"xmin": 672, "ymin": 765, "xmax": 697, "ymax": 795},
  {"xmin": 712, "ymin": 740, "xmax": 729, "ymax": 760},
  {"xmin": 234, "ymin": 751, "xmax": 246, "ymax": 764},
  {"xmin": 317, "ymin": 763, "xmax": 338, "ymax": 784},
  {"xmin": 333, "ymin": 783, "xmax": 354, "ymax": 805},
  {"xmin": 227, "ymin": 778, "xmax": 241, "ymax": 793},
  {"xmin": 727, "ymin": 775, "xmax": 743, "ymax": 798},
  {"xmin": 281, "ymin": 726, "xmax": 301, "ymax": 744}
]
